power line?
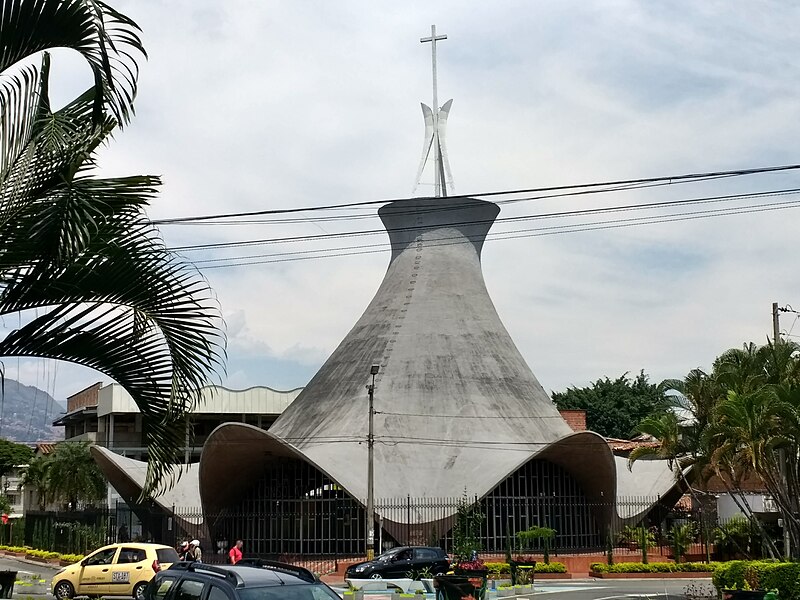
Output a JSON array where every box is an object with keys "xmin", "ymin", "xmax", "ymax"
[
  {"xmin": 194, "ymin": 199, "xmax": 800, "ymax": 269},
  {"xmin": 172, "ymin": 187, "xmax": 800, "ymax": 253},
  {"xmin": 150, "ymin": 163, "xmax": 800, "ymax": 224}
]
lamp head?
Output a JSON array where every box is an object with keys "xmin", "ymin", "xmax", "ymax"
[{"xmin": 370, "ymin": 364, "xmax": 380, "ymax": 375}]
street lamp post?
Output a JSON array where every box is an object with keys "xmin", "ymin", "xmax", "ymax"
[{"xmin": 366, "ymin": 364, "xmax": 380, "ymax": 560}]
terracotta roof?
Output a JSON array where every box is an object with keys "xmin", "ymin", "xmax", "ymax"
[
  {"xmin": 34, "ymin": 443, "xmax": 56, "ymax": 455},
  {"xmin": 606, "ymin": 438, "xmax": 661, "ymax": 452}
]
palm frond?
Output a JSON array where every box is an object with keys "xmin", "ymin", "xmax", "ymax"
[
  {"xmin": 0, "ymin": 194, "xmax": 225, "ymax": 492},
  {"xmin": 0, "ymin": 0, "xmax": 144, "ymax": 126}
]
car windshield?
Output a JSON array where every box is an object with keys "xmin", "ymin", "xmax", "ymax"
[
  {"xmin": 376, "ymin": 549, "xmax": 402, "ymax": 562},
  {"xmin": 238, "ymin": 584, "xmax": 339, "ymax": 600}
]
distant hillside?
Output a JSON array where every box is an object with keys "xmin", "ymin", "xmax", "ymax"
[{"xmin": 0, "ymin": 379, "xmax": 65, "ymax": 443}]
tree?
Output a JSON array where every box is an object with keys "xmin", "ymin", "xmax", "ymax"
[
  {"xmin": 0, "ymin": 438, "xmax": 33, "ymax": 478},
  {"xmin": 46, "ymin": 442, "xmax": 106, "ymax": 508},
  {"xmin": 452, "ymin": 492, "xmax": 484, "ymax": 562},
  {"xmin": 19, "ymin": 454, "xmax": 51, "ymax": 510},
  {"xmin": 551, "ymin": 371, "xmax": 669, "ymax": 439},
  {"xmin": 0, "ymin": 0, "xmax": 224, "ymax": 493},
  {"xmin": 637, "ymin": 339, "xmax": 800, "ymax": 558}
]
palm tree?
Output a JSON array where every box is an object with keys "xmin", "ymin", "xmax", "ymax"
[
  {"xmin": 0, "ymin": 0, "xmax": 225, "ymax": 493},
  {"xmin": 19, "ymin": 454, "xmax": 51, "ymax": 510},
  {"xmin": 47, "ymin": 442, "xmax": 106, "ymax": 508}
]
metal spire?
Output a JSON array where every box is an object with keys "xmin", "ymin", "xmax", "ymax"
[{"xmin": 414, "ymin": 25, "xmax": 454, "ymax": 197}]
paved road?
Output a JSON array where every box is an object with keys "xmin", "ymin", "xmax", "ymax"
[
  {"xmin": 529, "ymin": 578, "xmax": 716, "ymax": 599},
  {"xmin": 0, "ymin": 554, "xmax": 60, "ymax": 599}
]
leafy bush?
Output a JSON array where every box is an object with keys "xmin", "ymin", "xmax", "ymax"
[
  {"xmin": 713, "ymin": 561, "xmax": 800, "ymax": 600},
  {"xmin": 484, "ymin": 562, "xmax": 566, "ymax": 575},
  {"xmin": 617, "ymin": 525, "xmax": 657, "ymax": 549},
  {"xmin": 26, "ymin": 549, "xmax": 59, "ymax": 559},
  {"xmin": 485, "ymin": 562, "xmax": 511, "ymax": 575},
  {"xmin": 59, "ymin": 553, "xmax": 85, "ymax": 563},
  {"xmin": 714, "ymin": 517, "xmax": 754, "ymax": 560},
  {"xmin": 590, "ymin": 561, "xmax": 719, "ymax": 574},
  {"xmin": 668, "ymin": 523, "xmax": 696, "ymax": 563}
]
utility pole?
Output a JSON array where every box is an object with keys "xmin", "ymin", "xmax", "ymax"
[
  {"xmin": 773, "ymin": 302, "xmax": 781, "ymax": 345},
  {"xmin": 366, "ymin": 364, "xmax": 380, "ymax": 560},
  {"xmin": 773, "ymin": 301, "xmax": 792, "ymax": 559}
]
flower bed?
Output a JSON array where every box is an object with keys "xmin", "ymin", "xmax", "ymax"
[
  {"xmin": 590, "ymin": 562, "xmax": 718, "ymax": 579},
  {"xmin": 485, "ymin": 561, "xmax": 567, "ymax": 575}
]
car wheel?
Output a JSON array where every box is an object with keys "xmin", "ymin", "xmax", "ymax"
[
  {"xmin": 435, "ymin": 572, "xmax": 446, "ymax": 576},
  {"xmin": 369, "ymin": 573, "xmax": 383, "ymax": 579},
  {"xmin": 133, "ymin": 582, "xmax": 148, "ymax": 600},
  {"xmin": 54, "ymin": 581, "xmax": 75, "ymax": 600}
]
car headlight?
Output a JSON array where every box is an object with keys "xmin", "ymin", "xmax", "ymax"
[{"xmin": 354, "ymin": 566, "xmax": 367, "ymax": 572}]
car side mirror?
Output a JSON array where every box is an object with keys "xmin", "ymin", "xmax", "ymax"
[{"xmin": 80, "ymin": 559, "xmax": 88, "ymax": 567}]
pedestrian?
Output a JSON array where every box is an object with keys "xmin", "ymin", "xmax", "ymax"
[
  {"xmin": 187, "ymin": 539, "xmax": 202, "ymax": 563},
  {"xmin": 228, "ymin": 540, "xmax": 243, "ymax": 565},
  {"xmin": 118, "ymin": 525, "xmax": 129, "ymax": 543},
  {"xmin": 178, "ymin": 541, "xmax": 189, "ymax": 561}
]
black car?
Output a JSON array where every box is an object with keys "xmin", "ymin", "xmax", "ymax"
[
  {"xmin": 345, "ymin": 546, "xmax": 449, "ymax": 579},
  {"xmin": 145, "ymin": 560, "xmax": 340, "ymax": 600}
]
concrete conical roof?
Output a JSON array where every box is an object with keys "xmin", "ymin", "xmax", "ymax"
[{"xmin": 267, "ymin": 197, "xmax": 573, "ymax": 500}]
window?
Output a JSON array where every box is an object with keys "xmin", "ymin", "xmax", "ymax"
[
  {"xmin": 118, "ymin": 548, "xmax": 147, "ymax": 563},
  {"xmin": 150, "ymin": 577, "xmax": 176, "ymax": 600},
  {"xmin": 85, "ymin": 548, "xmax": 117, "ymax": 566},
  {"xmin": 156, "ymin": 548, "xmax": 180, "ymax": 563},
  {"xmin": 208, "ymin": 585, "xmax": 230, "ymax": 600},
  {"xmin": 174, "ymin": 580, "xmax": 205, "ymax": 600},
  {"xmin": 414, "ymin": 549, "xmax": 437, "ymax": 560}
]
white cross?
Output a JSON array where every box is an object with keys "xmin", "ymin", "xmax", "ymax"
[{"xmin": 420, "ymin": 25, "xmax": 448, "ymax": 197}]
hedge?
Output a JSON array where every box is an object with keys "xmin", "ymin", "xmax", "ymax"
[
  {"xmin": 713, "ymin": 561, "xmax": 800, "ymax": 600},
  {"xmin": 0, "ymin": 545, "xmax": 84, "ymax": 562},
  {"xmin": 484, "ymin": 562, "xmax": 567, "ymax": 574},
  {"xmin": 590, "ymin": 562, "xmax": 720, "ymax": 574}
]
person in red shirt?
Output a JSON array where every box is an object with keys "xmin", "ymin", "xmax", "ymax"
[{"xmin": 228, "ymin": 540, "xmax": 243, "ymax": 565}]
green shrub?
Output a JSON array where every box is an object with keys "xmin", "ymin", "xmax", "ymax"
[
  {"xmin": 484, "ymin": 561, "xmax": 566, "ymax": 575},
  {"xmin": 485, "ymin": 562, "xmax": 511, "ymax": 575},
  {"xmin": 535, "ymin": 562, "xmax": 566, "ymax": 573},
  {"xmin": 59, "ymin": 553, "xmax": 85, "ymax": 563},
  {"xmin": 713, "ymin": 561, "xmax": 800, "ymax": 600},
  {"xmin": 591, "ymin": 561, "xmax": 719, "ymax": 574}
]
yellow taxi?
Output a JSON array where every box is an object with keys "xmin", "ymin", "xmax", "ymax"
[{"xmin": 51, "ymin": 542, "xmax": 179, "ymax": 600}]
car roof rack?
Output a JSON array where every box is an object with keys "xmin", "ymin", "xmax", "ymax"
[
  {"xmin": 169, "ymin": 562, "xmax": 245, "ymax": 587},
  {"xmin": 236, "ymin": 559, "xmax": 316, "ymax": 583}
]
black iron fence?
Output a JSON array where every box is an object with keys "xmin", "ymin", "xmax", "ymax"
[{"xmin": 20, "ymin": 495, "xmax": 779, "ymax": 573}]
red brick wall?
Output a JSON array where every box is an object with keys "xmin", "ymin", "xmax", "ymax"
[
  {"xmin": 66, "ymin": 382, "xmax": 102, "ymax": 412},
  {"xmin": 558, "ymin": 409, "xmax": 586, "ymax": 432}
]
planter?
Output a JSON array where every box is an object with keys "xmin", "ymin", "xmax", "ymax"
[
  {"xmin": 533, "ymin": 573, "xmax": 571, "ymax": 580},
  {"xmin": 46, "ymin": 559, "xmax": 62, "ymax": 566},
  {"xmin": 434, "ymin": 573, "xmax": 488, "ymax": 600},
  {"xmin": 591, "ymin": 571, "xmax": 713, "ymax": 579},
  {"xmin": 25, "ymin": 555, "xmax": 46, "ymax": 563},
  {"xmin": 59, "ymin": 560, "xmax": 72, "ymax": 567},
  {"xmin": 5, "ymin": 552, "xmax": 25, "ymax": 558},
  {"xmin": 508, "ymin": 561, "xmax": 536, "ymax": 586}
]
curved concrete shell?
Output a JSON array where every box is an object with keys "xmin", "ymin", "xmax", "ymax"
[{"xmin": 268, "ymin": 197, "xmax": 577, "ymax": 502}]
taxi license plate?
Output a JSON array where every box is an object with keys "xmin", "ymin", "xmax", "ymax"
[{"xmin": 112, "ymin": 572, "xmax": 130, "ymax": 583}]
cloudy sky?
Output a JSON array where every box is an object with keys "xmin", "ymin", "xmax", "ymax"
[{"xmin": 7, "ymin": 0, "xmax": 800, "ymax": 417}]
